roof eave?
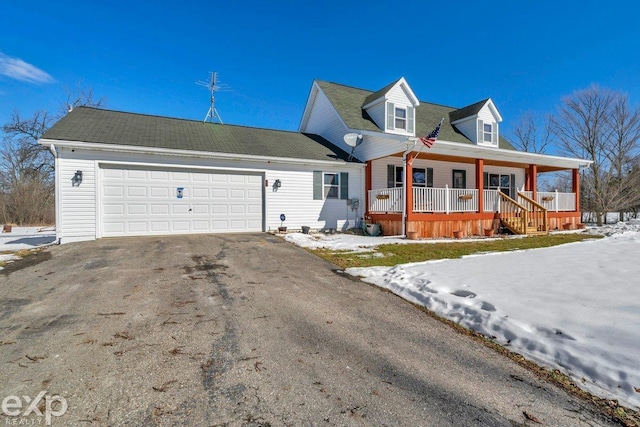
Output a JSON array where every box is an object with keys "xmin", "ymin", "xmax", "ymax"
[{"xmin": 38, "ymin": 138, "xmax": 363, "ymax": 167}]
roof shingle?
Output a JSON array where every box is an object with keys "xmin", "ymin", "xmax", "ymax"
[{"xmin": 42, "ymin": 107, "xmax": 356, "ymax": 163}]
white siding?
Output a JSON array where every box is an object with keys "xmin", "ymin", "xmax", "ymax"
[
  {"xmin": 299, "ymin": 88, "xmax": 350, "ymax": 154},
  {"xmin": 452, "ymin": 117, "xmax": 477, "ymax": 143},
  {"xmin": 56, "ymin": 148, "xmax": 364, "ymax": 242},
  {"xmin": 355, "ymin": 134, "xmax": 407, "ymax": 162},
  {"xmin": 365, "ymin": 101, "xmax": 385, "ymax": 129},
  {"xmin": 266, "ymin": 166, "xmax": 364, "ymax": 231},
  {"xmin": 58, "ymin": 152, "xmax": 96, "ymax": 242}
]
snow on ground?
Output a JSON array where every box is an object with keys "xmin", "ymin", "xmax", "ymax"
[
  {"xmin": 0, "ymin": 227, "xmax": 56, "ymax": 269},
  {"xmin": 286, "ymin": 225, "xmax": 640, "ymax": 410}
]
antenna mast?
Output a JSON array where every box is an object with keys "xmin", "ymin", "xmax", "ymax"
[{"xmin": 197, "ymin": 71, "xmax": 224, "ymax": 124}]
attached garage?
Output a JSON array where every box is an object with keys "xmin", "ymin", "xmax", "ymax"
[
  {"xmin": 100, "ymin": 165, "xmax": 264, "ymax": 237},
  {"xmin": 39, "ymin": 107, "xmax": 364, "ymax": 244}
]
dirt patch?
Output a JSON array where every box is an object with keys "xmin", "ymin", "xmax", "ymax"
[{"xmin": 0, "ymin": 249, "xmax": 52, "ymax": 275}]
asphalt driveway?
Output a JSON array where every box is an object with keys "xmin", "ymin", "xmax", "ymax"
[{"xmin": 0, "ymin": 234, "xmax": 620, "ymax": 426}]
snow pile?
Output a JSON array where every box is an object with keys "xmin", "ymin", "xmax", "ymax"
[{"xmin": 284, "ymin": 224, "xmax": 640, "ymax": 409}]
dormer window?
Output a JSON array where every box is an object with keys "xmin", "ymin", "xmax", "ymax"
[
  {"xmin": 386, "ymin": 102, "xmax": 414, "ymax": 133},
  {"xmin": 483, "ymin": 123, "xmax": 493, "ymax": 142},
  {"xmin": 478, "ymin": 119, "xmax": 498, "ymax": 145}
]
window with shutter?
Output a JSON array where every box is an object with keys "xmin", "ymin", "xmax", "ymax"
[
  {"xmin": 407, "ymin": 106, "xmax": 414, "ymax": 133},
  {"xmin": 492, "ymin": 123, "xmax": 498, "ymax": 144},
  {"xmin": 477, "ymin": 120, "xmax": 484, "ymax": 144},
  {"xmin": 387, "ymin": 102, "xmax": 395, "ymax": 130}
]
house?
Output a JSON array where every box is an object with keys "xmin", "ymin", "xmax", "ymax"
[
  {"xmin": 39, "ymin": 108, "xmax": 364, "ymax": 243},
  {"xmin": 39, "ymin": 77, "xmax": 589, "ymax": 243},
  {"xmin": 299, "ymin": 78, "xmax": 590, "ymax": 238}
]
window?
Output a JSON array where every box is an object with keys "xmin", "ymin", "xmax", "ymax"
[
  {"xmin": 395, "ymin": 108, "xmax": 406, "ymax": 130},
  {"xmin": 324, "ymin": 173, "xmax": 339, "ymax": 198},
  {"xmin": 452, "ymin": 170, "xmax": 466, "ymax": 189},
  {"xmin": 388, "ymin": 165, "xmax": 434, "ymax": 188},
  {"xmin": 313, "ymin": 171, "xmax": 349, "ymax": 200},
  {"xmin": 483, "ymin": 123, "xmax": 493, "ymax": 142},
  {"xmin": 478, "ymin": 120, "xmax": 497, "ymax": 144},
  {"xmin": 386, "ymin": 102, "xmax": 414, "ymax": 132},
  {"xmin": 483, "ymin": 172, "xmax": 515, "ymax": 198}
]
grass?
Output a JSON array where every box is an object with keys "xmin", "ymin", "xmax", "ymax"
[
  {"xmin": 312, "ymin": 233, "xmax": 602, "ymax": 269},
  {"xmin": 312, "ymin": 232, "xmax": 640, "ymax": 425}
]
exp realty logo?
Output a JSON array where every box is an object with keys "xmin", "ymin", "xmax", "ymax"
[{"xmin": 2, "ymin": 391, "xmax": 67, "ymax": 425}]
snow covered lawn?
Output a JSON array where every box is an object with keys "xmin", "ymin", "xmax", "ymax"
[
  {"xmin": 286, "ymin": 224, "xmax": 640, "ymax": 410},
  {"xmin": 0, "ymin": 226, "xmax": 56, "ymax": 269}
]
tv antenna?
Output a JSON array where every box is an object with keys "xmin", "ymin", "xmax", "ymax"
[{"xmin": 196, "ymin": 71, "xmax": 226, "ymax": 124}]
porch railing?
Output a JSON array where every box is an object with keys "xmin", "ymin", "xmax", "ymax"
[
  {"xmin": 413, "ymin": 187, "xmax": 478, "ymax": 213},
  {"xmin": 368, "ymin": 187, "xmax": 403, "ymax": 213},
  {"xmin": 520, "ymin": 190, "xmax": 576, "ymax": 212},
  {"xmin": 516, "ymin": 192, "xmax": 548, "ymax": 233},
  {"xmin": 368, "ymin": 186, "xmax": 577, "ymax": 215}
]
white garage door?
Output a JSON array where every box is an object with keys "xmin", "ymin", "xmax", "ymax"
[{"xmin": 100, "ymin": 165, "xmax": 264, "ymax": 237}]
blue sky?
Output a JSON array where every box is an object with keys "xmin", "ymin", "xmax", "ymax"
[{"xmin": 2, "ymin": 0, "xmax": 640, "ymax": 149}]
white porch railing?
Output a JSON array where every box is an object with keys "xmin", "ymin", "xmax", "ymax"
[
  {"xmin": 368, "ymin": 187, "xmax": 403, "ymax": 213},
  {"xmin": 412, "ymin": 187, "xmax": 478, "ymax": 213},
  {"xmin": 520, "ymin": 190, "xmax": 576, "ymax": 212},
  {"xmin": 368, "ymin": 187, "xmax": 578, "ymax": 214},
  {"xmin": 483, "ymin": 189, "xmax": 500, "ymax": 212}
]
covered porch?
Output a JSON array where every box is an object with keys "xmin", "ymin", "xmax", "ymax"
[{"xmin": 365, "ymin": 155, "xmax": 584, "ymax": 238}]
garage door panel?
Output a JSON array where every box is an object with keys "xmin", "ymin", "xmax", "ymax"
[
  {"xmin": 127, "ymin": 204, "xmax": 147, "ymax": 215},
  {"xmin": 127, "ymin": 222, "xmax": 148, "ymax": 233},
  {"xmin": 101, "ymin": 166, "xmax": 263, "ymax": 237},
  {"xmin": 150, "ymin": 204, "xmax": 170, "ymax": 215},
  {"xmin": 127, "ymin": 170, "xmax": 147, "ymax": 180},
  {"xmin": 150, "ymin": 187, "xmax": 170, "ymax": 198}
]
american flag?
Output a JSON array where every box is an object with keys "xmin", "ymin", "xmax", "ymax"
[{"xmin": 419, "ymin": 118, "xmax": 444, "ymax": 148}]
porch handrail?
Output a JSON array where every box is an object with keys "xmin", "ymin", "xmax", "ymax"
[
  {"xmin": 517, "ymin": 191, "xmax": 548, "ymax": 233},
  {"xmin": 497, "ymin": 191, "xmax": 528, "ymax": 234}
]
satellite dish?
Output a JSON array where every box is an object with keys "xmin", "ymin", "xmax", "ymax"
[{"xmin": 343, "ymin": 133, "xmax": 362, "ymax": 147}]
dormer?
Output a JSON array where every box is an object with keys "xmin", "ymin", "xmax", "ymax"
[
  {"xmin": 361, "ymin": 77, "xmax": 420, "ymax": 136},
  {"xmin": 449, "ymin": 98, "xmax": 503, "ymax": 147}
]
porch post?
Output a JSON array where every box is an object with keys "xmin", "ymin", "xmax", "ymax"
[
  {"xmin": 529, "ymin": 164, "xmax": 538, "ymax": 200},
  {"xmin": 406, "ymin": 156, "xmax": 414, "ymax": 220},
  {"xmin": 365, "ymin": 161, "xmax": 372, "ymax": 217},
  {"xmin": 572, "ymin": 168, "xmax": 580, "ymax": 212},
  {"xmin": 475, "ymin": 158, "xmax": 484, "ymax": 213}
]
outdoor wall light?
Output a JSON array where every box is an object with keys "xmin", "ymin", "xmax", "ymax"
[
  {"xmin": 273, "ymin": 179, "xmax": 282, "ymax": 191},
  {"xmin": 72, "ymin": 170, "xmax": 83, "ymax": 187}
]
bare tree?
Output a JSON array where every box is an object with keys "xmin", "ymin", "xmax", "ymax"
[
  {"xmin": 551, "ymin": 85, "xmax": 640, "ymax": 225},
  {"xmin": 0, "ymin": 84, "xmax": 106, "ymax": 225},
  {"xmin": 510, "ymin": 112, "xmax": 553, "ymax": 154}
]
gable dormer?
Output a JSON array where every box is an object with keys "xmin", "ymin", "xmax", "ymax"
[
  {"xmin": 361, "ymin": 77, "xmax": 419, "ymax": 136},
  {"xmin": 449, "ymin": 98, "xmax": 503, "ymax": 147}
]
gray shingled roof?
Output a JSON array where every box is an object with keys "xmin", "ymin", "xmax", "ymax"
[
  {"xmin": 316, "ymin": 80, "xmax": 515, "ymax": 150},
  {"xmin": 42, "ymin": 107, "xmax": 356, "ymax": 163},
  {"xmin": 449, "ymin": 98, "xmax": 489, "ymax": 123}
]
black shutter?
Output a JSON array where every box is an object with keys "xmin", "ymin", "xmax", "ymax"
[
  {"xmin": 313, "ymin": 171, "xmax": 322, "ymax": 200},
  {"xmin": 340, "ymin": 172, "xmax": 349, "ymax": 200},
  {"xmin": 427, "ymin": 168, "xmax": 434, "ymax": 187},
  {"xmin": 387, "ymin": 165, "xmax": 395, "ymax": 188}
]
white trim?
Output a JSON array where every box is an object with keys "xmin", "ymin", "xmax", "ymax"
[
  {"xmin": 427, "ymin": 140, "xmax": 591, "ymax": 169},
  {"xmin": 39, "ymin": 138, "xmax": 363, "ymax": 168}
]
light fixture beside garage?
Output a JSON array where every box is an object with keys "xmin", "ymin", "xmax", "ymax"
[
  {"xmin": 72, "ymin": 170, "xmax": 83, "ymax": 187},
  {"xmin": 273, "ymin": 179, "xmax": 281, "ymax": 191}
]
